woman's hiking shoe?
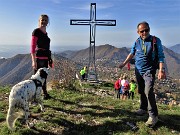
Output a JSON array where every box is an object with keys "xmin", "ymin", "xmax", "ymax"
[
  {"xmin": 145, "ymin": 116, "xmax": 158, "ymax": 127},
  {"xmin": 135, "ymin": 109, "xmax": 147, "ymax": 116}
]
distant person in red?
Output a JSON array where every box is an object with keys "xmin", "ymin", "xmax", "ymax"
[
  {"xmin": 114, "ymin": 77, "xmax": 121, "ymax": 99},
  {"xmin": 31, "ymin": 14, "xmax": 53, "ymax": 100}
]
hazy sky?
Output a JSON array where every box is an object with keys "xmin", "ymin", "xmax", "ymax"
[{"xmin": 0, "ymin": 0, "xmax": 179, "ymax": 50}]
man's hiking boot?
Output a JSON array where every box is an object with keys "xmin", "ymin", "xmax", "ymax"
[
  {"xmin": 43, "ymin": 94, "xmax": 52, "ymax": 100},
  {"xmin": 135, "ymin": 109, "xmax": 147, "ymax": 116},
  {"xmin": 145, "ymin": 116, "xmax": 158, "ymax": 127}
]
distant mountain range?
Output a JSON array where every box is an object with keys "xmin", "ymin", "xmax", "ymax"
[
  {"xmin": 0, "ymin": 44, "xmax": 180, "ymax": 85},
  {"xmin": 0, "ymin": 54, "xmax": 33, "ymax": 85},
  {"xmin": 169, "ymin": 44, "xmax": 180, "ymax": 54},
  {"xmin": 61, "ymin": 45, "xmax": 129, "ymax": 61},
  {"xmin": 59, "ymin": 44, "xmax": 180, "ymax": 79}
]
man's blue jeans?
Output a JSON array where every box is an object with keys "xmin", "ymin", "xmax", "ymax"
[{"xmin": 135, "ymin": 68, "xmax": 158, "ymax": 117}]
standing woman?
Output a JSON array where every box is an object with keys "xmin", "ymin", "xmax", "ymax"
[{"xmin": 31, "ymin": 14, "xmax": 52, "ymax": 100}]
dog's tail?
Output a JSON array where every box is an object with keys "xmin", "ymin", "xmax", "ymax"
[{"xmin": 6, "ymin": 105, "xmax": 22, "ymax": 130}]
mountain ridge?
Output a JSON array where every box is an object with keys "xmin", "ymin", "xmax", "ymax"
[
  {"xmin": 0, "ymin": 44, "xmax": 179, "ymax": 85},
  {"xmin": 59, "ymin": 44, "xmax": 180, "ymax": 78},
  {"xmin": 169, "ymin": 44, "xmax": 180, "ymax": 54}
]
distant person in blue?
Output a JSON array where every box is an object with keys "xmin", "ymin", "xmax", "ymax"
[{"xmin": 119, "ymin": 21, "xmax": 166, "ymax": 127}]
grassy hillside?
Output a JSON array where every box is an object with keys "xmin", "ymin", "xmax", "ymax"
[{"xmin": 0, "ymin": 84, "xmax": 179, "ymax": 135}]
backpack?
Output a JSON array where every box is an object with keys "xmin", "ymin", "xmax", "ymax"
[
  {"xmin": 114, "ymin": 80, "xmax": 120, "ymax": 90},
  {"xmin": 151, "ymin": 36, "xmax": 159, "ymax": 70},
  {"xmin": 124, "ymin": 82, "xmax": 129, "ymax": 90}
]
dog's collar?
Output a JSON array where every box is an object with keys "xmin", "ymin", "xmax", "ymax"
[{"xmin": 30, "ymin": 79, "xmax": 42, "ymax": 88}]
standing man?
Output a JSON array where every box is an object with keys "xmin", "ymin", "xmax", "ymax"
[{"xmin": 119, "ymin": 21, "xmax": 166, "ymax": 127}]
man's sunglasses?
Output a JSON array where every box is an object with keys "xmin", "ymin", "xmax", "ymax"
[
  {"xmin": 140, "ymin": 29, "xmax": 149, "ymax": 33},
  {"xmin": 42, "ymin": 19, "xmax": 48, "ymax": 22}
]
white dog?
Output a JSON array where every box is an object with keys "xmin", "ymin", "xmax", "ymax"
[{"xmin": 6, "ymin": 67, "xmax": 49, "ymax": 130}]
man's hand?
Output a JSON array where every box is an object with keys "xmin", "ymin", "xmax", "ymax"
[
  {"xmin": 119, "ymin": 54, "xmax": 134, "ymax": 69},
  {"xmin": 119, "ymin": 63, "xmax": 125, "ymax": 69},
  {"xmin": 158, "ymin": 70, "xmax": 166, "ymax": 79},
  {"xmin": 48, "ymin": 59, "xmax": 53, "ymax": 68}
]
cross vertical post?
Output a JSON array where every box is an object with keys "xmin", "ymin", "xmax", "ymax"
[{"xmin": 70, "ymin": 3, "xmax": 116, "ymax": 82}]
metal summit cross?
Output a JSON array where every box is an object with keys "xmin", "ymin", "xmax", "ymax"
[{"xmin": 70, "ymin": 3, "xmax": 116, "ymax": 81}]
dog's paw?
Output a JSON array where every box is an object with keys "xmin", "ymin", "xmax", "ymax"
[
  {"xmin": 27, "ymin": 122, "xmax": 34, "ymax": 129},
  {"xmin": 41, "ymin": 109, "xmax": 45, "ymax": 112}
]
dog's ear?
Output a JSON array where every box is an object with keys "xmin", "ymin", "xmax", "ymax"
[
  {"xmin": 39, "ymin": 69, "xmax": 48, "ymax": 79},
  {"xmin": 43, "ymin": 67, "xmax": 49, "ymax": 73}
]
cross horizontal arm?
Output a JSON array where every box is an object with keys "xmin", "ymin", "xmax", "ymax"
[
  {"xmin": 70, "ymin": 20, "xmax": 91, "ymax": 25},
  {"xmin": 70, "ymin": 19, "xmax": 116, "ymax": 26},
  {"xmin": 95, "ymin": 20, "xmax": 116, "ymax": 26}
]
